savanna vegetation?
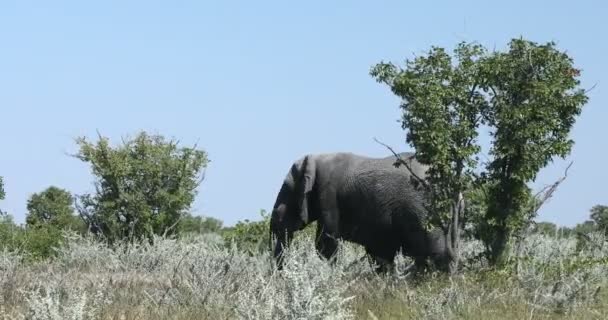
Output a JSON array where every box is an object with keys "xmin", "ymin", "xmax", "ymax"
[{"xmin": 0, "ymin": 38, "xmax": 606, "ymax": 319}]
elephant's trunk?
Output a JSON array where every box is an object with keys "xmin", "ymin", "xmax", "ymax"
[{"xmin": 269, "ymin": 205, "xmax": 290, "ymax": 270}]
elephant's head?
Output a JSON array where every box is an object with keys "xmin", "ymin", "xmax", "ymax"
[
  {"xmin": 426, "ymin": 228, "xmax": 452, "ymax": 272},
  {"xmin": 269, "ymin": 155, "xmax": 317, "ymax": 267}
]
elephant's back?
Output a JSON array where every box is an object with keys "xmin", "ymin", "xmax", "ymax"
[{"xmin": 339, "ymin": 159, "xmax": 428, "ymax": 226}]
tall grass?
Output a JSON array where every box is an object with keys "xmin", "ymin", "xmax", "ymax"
[{"xmin": 0, "ymin": 231, "xmax": 606, "ymax": 319}]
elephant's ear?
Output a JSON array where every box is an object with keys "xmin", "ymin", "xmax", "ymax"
[{"xmin": 296, "ymin": 155, "xmax": 316, "ymax": 225}]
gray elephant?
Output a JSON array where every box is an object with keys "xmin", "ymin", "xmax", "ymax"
[{"xmin": 269, "ymin": 151, "xmax": 451, "ymax": 273}]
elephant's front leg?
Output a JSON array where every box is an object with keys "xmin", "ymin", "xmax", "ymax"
[
  {"xmin": 315, "ymin": 223, "xmax": 339, "ymax": 263},
  {"xmin": 365, "ymin": 248, "xmax": 396, "ymax": 274}
]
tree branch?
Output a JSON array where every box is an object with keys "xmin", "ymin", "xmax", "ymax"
[
  {"xmin": 467, "ymin": 83, "xmax": 478, "ymax": 103},
  {"xmin": 584, "ymin": 82, "xmax": 598, "ymax": 94},
  {"xmin": 373, "ymin": 137, "xmax": 430, "ymax": 191},
  {"xmin": 531, "ymin": 161, "xmax": 573, "ymax": 215}
]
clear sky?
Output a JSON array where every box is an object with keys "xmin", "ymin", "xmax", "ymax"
[{"xmin": 0, "ymin": 1, "xmax": 606, "ymax": 227}]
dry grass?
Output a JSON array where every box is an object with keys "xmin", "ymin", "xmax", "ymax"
[{"xmin": 0, "ymin": 232, "xmax": 606, "ymax": 319}]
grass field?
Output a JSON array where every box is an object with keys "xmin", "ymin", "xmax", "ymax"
[{"xmin": 1, "ymin": 232, "xmax": 606, "ymax": 319}]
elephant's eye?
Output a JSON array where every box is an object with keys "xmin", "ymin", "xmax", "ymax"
[{"xmin": 275, "ymin": 204, "xmax": 287, "ymax": 220}]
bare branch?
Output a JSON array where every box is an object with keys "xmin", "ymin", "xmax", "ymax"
[
  {"xmin": 373, "ymin": 137, "xmax": 430, "ymax": 190},
  {"xmin": 193, "ymin": 167, "xmax": 207, "ymax": 191},
  {"xmin": 162, "ymin": 215, "xmax": 183, "ymax": 238},
  {"xmin": 531, "ymin": 161, "xmax": 573, "ymax": 215},
  {"xmin": 584, "ymin": 82, "xmax": 598, "ymax": 94}
]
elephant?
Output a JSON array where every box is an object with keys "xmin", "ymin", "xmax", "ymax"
[{"xmin": 269, "ymin": 151, "xmax": 452, "ymax": 274}]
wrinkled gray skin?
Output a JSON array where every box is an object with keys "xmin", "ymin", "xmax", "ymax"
[{"xmin": 269, "ymin": 152, "xmax": 450, "ymax": 273}]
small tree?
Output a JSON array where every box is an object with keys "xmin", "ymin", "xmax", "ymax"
[
  {"xmin": 74, "ymin": 131, "xmax": 209, "ymax": 244},
  {"xmin": 372, "ymin": 38, "xmax": 588, "ymax": 269},
  {"xmin": 26, "ymin": 186, "xmax": 83, "ymax": 231},
  {"xmin": 0, "ymin": 176, "xmax": 5, "ymax": 200},
  {"xmin": 222, "ymin": 210, "xmax": 271, "ymax": 256},
  {"xmin": 532, "ymin": 221, "xmax": 558, "ymax": 236},
  {"xmin": 480, "ymin": 39, "xmax": 588, "ymax": 263},
  {"xmin": 178, "ymin": 213, "xmax": 223, "ymax": 235},
  {"xmin": 590, "ymin": 205, "xmax": 608, "ymax": 235},
  {"xmin": 371, "ymin": 42, "xmax": 488, "ymax": 273},
  {"xmin": 0, "ymin": 176, "xmax": 5, "ymax": 215}
]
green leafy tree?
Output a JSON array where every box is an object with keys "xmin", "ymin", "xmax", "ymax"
[
  {"xmin": 24, "ymin": 186, "xmax": 86, "ymax": 259},
  {"xmin": 222, "ymin": 210, "xmax": 317, "ymax": 256},
  {"xmin": 589, "ymin": 205, "xmax": 608, "ymax": 235},
  {"xmin": 532, "ymin": 221, "xmax": 558, "ymax": 235},
  {"xmin": 26, "ymin": 186, "xmax": 84, "ymax": 231},
  {"xmin": 178, "ymin": 213, "xmax": 223, "ymax": 235},
  {"xmin": 20, "ymin": 225, "xmax": 65, "ymax": 260},
  {"xmin": 0, "ymin": 176, "xmax": 5, "ymax": 215},
  {"xmin": 480, "ymin": 39, "xmax": 588, "ymax": 263},
  {"xmin": 556, "ymin": 226, "xmax": 574, "ymax": 237},
  {"xmin": 573, "ymin": 220, "xmax": 596, "ymax": 235},
  {"xmin": 74, "ymin": 131, "xmax": 209, "ymax": 244},
  {"xmin": 0, "ymin": 213, "xmax": 21, "ymax": 251},
  {"xmin": 0, "ymin": 177, "xmax": 4, "ymax": 199},
  {"xmin": 573, "ymin": 219, "xmax": 598, "ymax": 251},
  {"xmin": 222, "ymin": 210, "xmax": 271, "ymax": 256},
  {"xmin": 371, "ymin": 42, "xmax": 488, "ymax": 273},
  {"xmin": 0, "ymin": 214, "xmax": 61, "ymax": 260},
  {"xmin": 372, "ymin": 38, "xmax": 588, "ymax": 268}
]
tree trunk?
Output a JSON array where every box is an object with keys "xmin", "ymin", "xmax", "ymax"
[
  {"xmin": 487, "ymin": 224, "xmax": 511, "ymax": 266},
  {"xmin": 447, "ymin": 192, "xmax": 464, "ymax": 275}
]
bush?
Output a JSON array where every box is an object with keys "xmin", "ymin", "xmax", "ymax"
[
  {"xmin": 221, "ymin": 210, "xmax": 271, "ymax": 256},
  {"xmin": 178, "ymin": 213, "xmax": 223, "ymax": 235},
  {"xmin": 0, "ymin": 230, "xmax": 606, "ymax": 319},
  {"xmin": 221, "ymin": 210, "xmax": 319, "ymax": 256},
  {"xmin": 74, "ymin": 131, "xmax": 209, "ymax": 244}
]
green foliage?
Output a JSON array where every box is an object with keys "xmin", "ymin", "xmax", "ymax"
[
  {"xmin": 0, "ymin": 213, "xmax": 21, "ymax": 250},
  {"xmin": 371, "ymin": 42, "xmax": 486, "ymax": 220},
  {"xmin": 461, "ymin": 179, "xmax": 490, "ymax": 239},
  {"xmin": 25, "ymin": 186, "xmax": 85, "ymax": 233},
  {"xmin": 590, "ymin": 205, "xmax": 608, "ymax": 235},
  {"xmin": 74, "ymin": 131, "xmax": 209, "ymax": 244},
  {"xmin": 573, "ymin": 220, "xmax": 596, "ymax": 235},
  {"xmin": 222, "ymin": 210, "xmax": 271, "ymax": 255},
  {"xmin": 480, "ymin": 38, "xmax": 588, "ymax": 263},
  {"xmin": 0, "ymin": 176, "xmax": 5, "ymax": 200},
  {"xmin": 178, "ymin": 213, "xmax": 223, "ymax": 235},
  {"xmin": 532, "ymin": 221, "xmax": 558, "ymax": 235},
  {"xmin": 0, "ymin": 176, "xmax": 5, "ymax": 215},
  {"xmin": 0, "ymin": 213, "xmax": 69, "ymax": 260},
  {"xmin": 371, "ymin": 38, "xmax": 588, "ymax": 267},
  {"xmin": 371, "ymin": 42, "xmax": 489, "ymax": 271},
  {"xmin": 556, "ymin": 226, "xmax": 574, "ymax": 237},
  {"xmin": 21, "ymin": 225, "xmax": 66, "ymax": 260},
  {"xmin": 222, "ymin": 210, "xmax": 317, "ymax": 255}
]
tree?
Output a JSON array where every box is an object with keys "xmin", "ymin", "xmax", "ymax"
[
  {"xmin": 0, "ymin": 213, "xmax": 19, "ymax": 250},
  {"xmin": 0, "ymin": 176, "xmax": 5, "ymax": 200},
  {"xmin": 178, "ymin": 213, "xmax": 223, "ymax": 235},
  {"xmin": 26, "ymin": 186, "xmax": 82, "ymax": 230},
  {"xmin": 222, "ymin": 210, "xmax": 271, "ymax": 256},
  {"xmin": 371, "ymin": 42, "xmax": 488, "ymax": 273},
  {"xmin": 0, "ymin": 176, "xmax": 5, "ymax": 215},
  {"xmin": 573, "ymin": 220, "xmax": 597, "ymax": 235},
  {"xmin": 589, "ymin": 205, "xmax": 608, "ymax": 235},
  {"xmin": 532, "ymin": 221, "xmax": 558, "ymax": 235},
  {"xmin": 74, "ymin": 131, "xmax": 209, "ymax": 244},
  {"xmin": 371, "ymin": 38, "xmax": 588, "ymax": 269},
  {"xmin": 480, "ymin": 39, "xmax": 588, "ymax": 263}
]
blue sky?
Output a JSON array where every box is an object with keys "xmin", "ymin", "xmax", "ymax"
[{"xmin": 0, "ymin": 1, "xmax": 606, "ymax": 227}]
